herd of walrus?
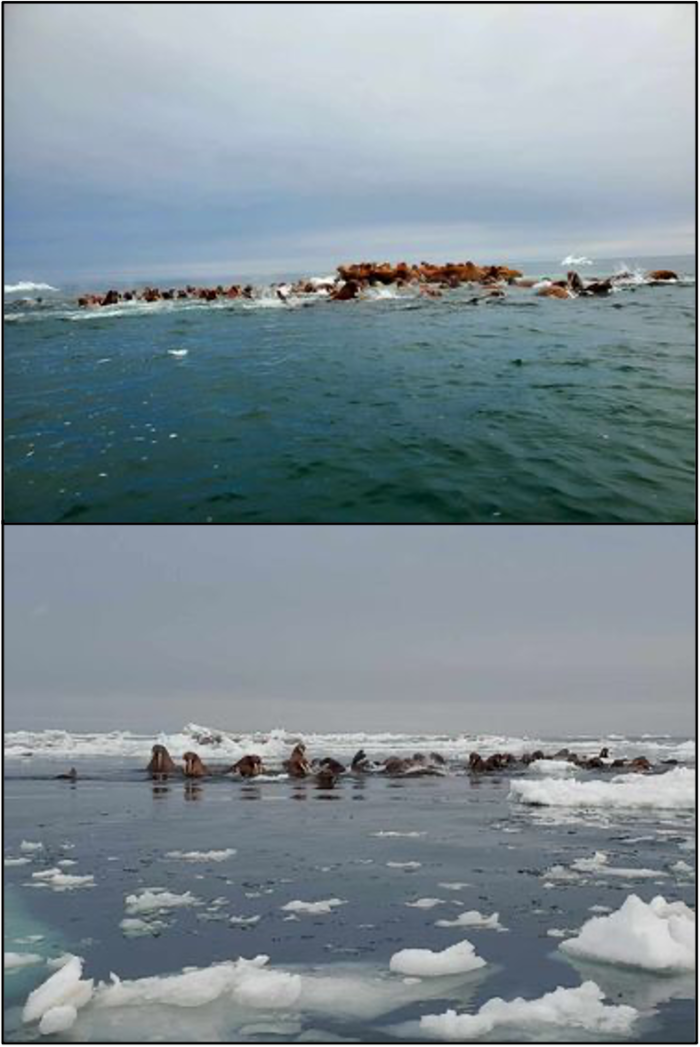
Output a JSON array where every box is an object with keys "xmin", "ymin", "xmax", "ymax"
[
  {"xmin": 75, "ymin": 261, "xmax": 680, "ymax": 309},
  {"xmin": 54, "ymin": 742, "xmax": 673, "ymax": 785}
]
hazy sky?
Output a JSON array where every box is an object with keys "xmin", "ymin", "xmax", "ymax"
[
  {"xmin": 5, "ymin": 526, "xmax": 695, "ymax": 735},
  {"xmin": 5, "ymin": 3, "xmax": 695, "ymax": 283}
]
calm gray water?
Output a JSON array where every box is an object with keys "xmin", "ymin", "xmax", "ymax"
[
  {"xmin": 3, "ymin": 257, "xmax": 695, "ymax": 523},
  {"xmin": 3, "ymin": 753, "xmax": 696, "ymax": 1043}
]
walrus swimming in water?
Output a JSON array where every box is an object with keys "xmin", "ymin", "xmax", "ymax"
[
  {"xmin": 351, "ymin": 749, "xmax": 371, "ymax": 772},
  {"xmin": 183, "ymin": 751, "xmax": 210, "ymax": 777},
  {"xmin": 285, "ymin": 743, "xmax": 311, "ymax": 778},
  {"xmin": 318, "ymin": 757, "xmax": 346, "ymax": 775},
  {"xmin": 229, "ymin": 755, "xmax": 263, "ymax": 778},
  {"xmin": 146, "ymin": 744, "xmax": 178, "ymax": 776},
  {"xmin": 54, "ymin": 767, "xmax": 78, "ymax": 781}
]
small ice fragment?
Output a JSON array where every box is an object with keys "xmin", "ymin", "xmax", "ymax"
[{"xmin": 390, "ymin": 939, "xmax": 486, "ymax": 977}]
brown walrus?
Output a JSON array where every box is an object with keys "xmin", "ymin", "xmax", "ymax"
[
  {"xmin": 351, "ymin": 749, "xmax": 371, "ymax": 772},
  {"xmin": 146, "ymin": 744, "xmax": 178, "ymax": 776},
  {"xmin": 629, "ymin": 755, "xmax": 652, "ymax": 772},
  {"xmin": 647, "ymin": 270, "xmax": 678, "ymax": 281},
  {"xmin": 182, "ymin": 751, "xmax": 210, "ymax": 777},
  {"xmin": 285, "ymin": 743, "xmax": 311, "ymax": 778},
  {"xmin": 229, "ymin": 755, "xmax": 263, "ymax": 778},
  {"xmin": 536, "ymin": 285, "xmax": 571, "ymax": 299},
  {"xmin": 318, "ymin": 757, "xmax": 346, "ymax": 775}
]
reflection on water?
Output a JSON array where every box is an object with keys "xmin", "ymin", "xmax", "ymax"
[{"xmin": 184, "ymin": 782, "xmax": 203, "ymax": 802}]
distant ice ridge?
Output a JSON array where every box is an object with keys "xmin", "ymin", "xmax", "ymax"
[
  {"xmin": 561, "ymin": 254, "xmax": 593, "ymax": 266},
  {"xmin": 510, "ymin": 766, "xmax": 695, "ymax": 809},
  {"xmin": 4, "ymin": 281, "xmax": 59, "ymax": 293},
  {"xmin": 560, "ymin": 895, "xmax": 695, "ymax": 971},
  {"xmin": 3, "ymin": 722, "xmax": 695, "ymax": 764}
]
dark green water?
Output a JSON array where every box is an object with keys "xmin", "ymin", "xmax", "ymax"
[{"xmin": 4, "ymin": 258, "xmax": 695, "ymax": 522}]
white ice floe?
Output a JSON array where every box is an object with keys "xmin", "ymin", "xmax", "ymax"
[
  {"xmin": 93, "ymin": 955, "xmax": 301, "ymax": 1010},
  {"xmin": 405, "ymin": 898, "xmax": 445, "ymax": 909},
  {"xmin": 589, "ymin": 904, "xmax": 612, "ymax": 913},
  {"xmin": 386, "ymin": 861, "xmax": 421, "ymax": 869},
  {"xmin": 164, "ymin": 849, "xmax": 236, "ymax": 862},
  {"xmin": 389, "ymin": 940, "xmax": 486, "ymax": 977},
  {"xmin": 31, "ymin": 867, "xmax": 95, "ymax": 891},
  {"xmin": 4, "ymin": 856, "xmax": 31, "ymax": 866},
  {"xmin": 5, "ymin": 952, "xmax": 44, "ymax": 970},
  {"xmin": 438, "ymin": 882, "xmax": 471, "ymax": 891},
  {"xmin": 530, "ymin": 759, "xmax": 576, "ymax": 776},
  {"xmin": 22, "ymin": 955, "xmax": 94, "ymax": 1027},
  {"xmin": 167, "ymin": 349, "xmax": 188, "ymax": 357},
  {"xmin": 371, "ymin": 831, "xmax": 426, "ymax": 838},
  {"xmin": 671, "ymin": 860, "xmax": 695, "ymax": 877},
  {"xmin": 561, "ymin": 895, "xmax": 695, "ymax": 971},
  {"xmin": 229, "ymin": 915, "xmax": 261, "ymax": 925},
  {"xmin": 47, "ymin": 954, "xmax": 77, "ymax": 971},
  {"xmin": 124, "ymin": 888, "xmax": 201, "ymax": 915},
  {"xmin": 510, "ymin": 767, "xmax": 695, "ymax": 810},
  {"xmin": 280, "ymin": 899, "xmax": 346, "ymax": 916},
  {"xmin": 435, "ymin": 910, "xmax": 505, "ymax": 931},
  {"xmin": 39, "ymin": 1005, "xmax": 78, "ymax": 1035},
  {"xmin": 420, "ymin": 980, "xmax": 637, "ymax": 1040},
  {"xmin": 119, "ymin": 917, "xmax": 168, "ymax": 938},
  {"xmin": 20, "ymin": 841, "xmax": 44, "ymax": 852},
  {"xmin": 569, "ymin": 851, "xmax": 667, "ymax": 879}
]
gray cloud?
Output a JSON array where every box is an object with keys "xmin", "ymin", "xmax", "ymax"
[
  {"xmin": 5, "ymin": 526, "xmax": 695, "ymax": 734},
  {"xmin": 4, "ymin": 3, "xmax": 695, "ymax": 279}
]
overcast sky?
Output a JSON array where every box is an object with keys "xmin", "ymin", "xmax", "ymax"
[
  {"xmin": 5, "ymin": 3, "xmax": 695, "ymax": 283},
  {"xmin": 5, "ymin": 526, "xmax": 695, "ymax": 735}
]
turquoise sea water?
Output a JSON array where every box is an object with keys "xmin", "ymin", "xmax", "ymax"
[{"xmin": 4, "ymin": 257, "xmax": 695, "ymax": 522}]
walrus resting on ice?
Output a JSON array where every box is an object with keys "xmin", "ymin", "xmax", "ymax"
[
  {"xmin": 146, "ymin": 744, "xmax": 178, "ymax": 776},
  {"xmin": 229, "ymin": 755, "xmax": 263, "ymax": 778},
  {"xmin": 182, "ymin": 751, "xmax": 210, "ymax": 777}
]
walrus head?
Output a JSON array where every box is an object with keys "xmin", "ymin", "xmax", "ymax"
[
  {"xmin": 148, "ymin": 744, "xmax": 177, "ymax": 776},
  {"xmin": 183, "ymin": 751, "xmax": 209, "ymax": 777}
]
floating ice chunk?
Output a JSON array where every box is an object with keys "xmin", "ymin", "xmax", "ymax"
[
  {"xmin": 22, "ymin": 956, "xmax": 94, "ymax": 1025},
  {"xmin": 4, "ymin": 856, "xmax": 31, "ymax": 866},
  {"xmin": 280, "ymin": 899, "xmax": 346, "ymax": 916},
  {"xmin": 4, "ymin": 281, "xmax": 58, "ymax": 293},
  {"xmin": 435, "ymin": 910, "xmax": 505, "ymax": 931},
  {"xmin": 510, "ymin": 767, "xmax": 695, "ymax": 809},
  {"xmin": 39, "ymin": 1004, "xmax": 78, "ymax": 1035},
  {"xmin": 119, "ymin": 917, "xmax": 167, "ymax": 938},
  {"xmin": 31, "ymin": 867, "xmax": 95, "ymax": 890},
  {"xmin": 546, "ymin": 928, "xmax": 572, "ymax": 938},
  {"xmin": 437, "ymin": 882, "xmax": 471, "ymax": 891},
  {"xmin": 167, "ymin": 349, "xmax": 188, "ymax": 357},
  {"xmin": 530, "ymin": 759, "xmax": 576, "ymax": 776},
  {"xmin": 124, "ymin": 888, "xmax": 201, "ymax": 915},
  {"xmin": 561, "ymin": 895, "xmax": 695, "ymax": 971},
  {"xmin": 371, "ymin": 831, "xmax": 426, "ymax": 838},
  {"xmin": 390, "ymin": 940, "xmax": 486, "ymax": 977},
  {"xmin": 229, "ymin": 915, "xmax": 261, "ymax": 925},
  {"xmin": 164, "ymin": 849, "xmax": 236, "ymax": 862},
  {"xmin": 386, "ymin": 861, "xmax": 421, "ymax": 870},
  {"xmin": 56, "ymin": 859, "xmax": 77, "ymax": 867},
  {"xmin": 92, "ymin": 955, "xmax": 302, "ymax": 1011},
  {"xmin": 47, "ymin": 954, "xmax": 76, "ymax": 970},
  {"xmin": 20, "ymin": 841, "xmax": 44, "ymax": 852},
  {"xmin": 420, "ymin": 980, "xmax": 637, "ymax": 1039},
  {"xmin": 671, "ymin": 860, "xmax": 695, "ymax": 876},
  {"xmin": 4, "ymin": 952, "xmax": 43, "ymax": 970},
  {"xmin": 570, "ymin": 851, "xmax": 667, "ymax": 879},
  {"xmin": 14, "ymin": 936, "xmax": 44, "ymax": 945},
  {"xmin": 589, "ymin": 905, "xmax": 612, "ymax": 913},
  {"xmin": 405, "ymin": 898, "xmax": 445, "ymax": 909}
]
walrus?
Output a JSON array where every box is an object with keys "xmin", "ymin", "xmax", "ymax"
[
  {"xmin": 55, "ymin": 767, "xmax": 78, "ymax": 781},
  {"xmin": 536, "ymin": 285, "xmax": 571, "ymax": 299},
  {"xmin": 318, "ymin": 757, "xmax": 346, "ymax": 775},
  {"xmin": 429, "ymin": 751, "xmax": 446, "ymax": 765},
  {"xmin": 146, "ymin": 744, "xmax": 178, "ymax": 777},
  {"xmin": 182, "ymin": 751, "xmax": 210, "ymax": 777},
  {"xmin": 384, "ymin": 756, "xmax": 411, "ymax": 776},
  {"xmin": 647, "ymin": 269, "xmax": 678, "ymax": 281},
  {"xmin": 629, "ymin": 756, "xmax": 652, "ymax": 772},
  {"xmin": 229, "ymin": 755, "xmax": 263, "ymax": 778},
  {"xmin": 285, "ymin": 743, "xmax": 311, "ymax": 778},
  {"xmin": 315, "ymin": 767, "xmax": 339, "ymax": 788},
  {"xmin": 351, "ymin": 749, "xmax": 371, "ymax": 772}
]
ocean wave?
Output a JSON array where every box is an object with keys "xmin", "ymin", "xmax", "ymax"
[
  {"xmin": 4, "ymin": 281, "xmax": 58, "ymax": 293},
  {"xmin": 560, "ymin": 255, "xmax": 593, "ymax": 266}
]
